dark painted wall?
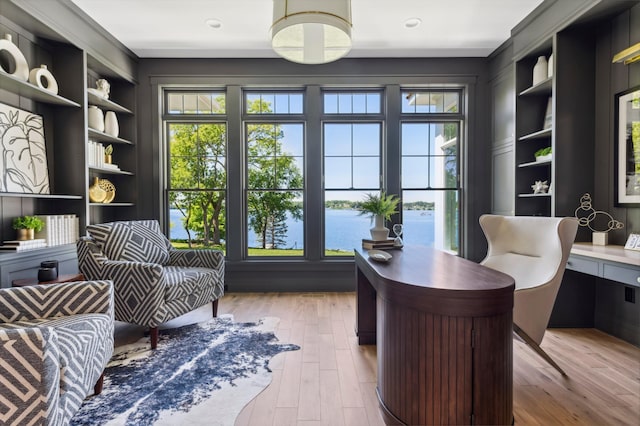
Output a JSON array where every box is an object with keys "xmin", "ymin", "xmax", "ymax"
[{"xmin": 594, "ymin": 3, "xmax": 640, "ymax": 243}]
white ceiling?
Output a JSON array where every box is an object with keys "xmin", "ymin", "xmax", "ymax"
[{"xmin": 70, "ymin": 0, "xmax": 544, "ymax": 59}]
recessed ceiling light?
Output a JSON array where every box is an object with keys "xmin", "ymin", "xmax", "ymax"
[
  {"xmin": 205, "ymin": 19, "xmax": 222, "ymax": 29},
  {"xmin": 404, "ymin": 18, "xmax": 422, "ymax": 29}
]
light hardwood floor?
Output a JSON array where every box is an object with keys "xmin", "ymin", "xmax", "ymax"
[{"xmin": 114, "ymin": 292, "xmax": 640, "ymax": 426}]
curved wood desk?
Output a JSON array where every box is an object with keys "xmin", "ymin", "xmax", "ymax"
[{"xmin": 355, "ymin": 246, "xmax": 515, "ymax": 425}]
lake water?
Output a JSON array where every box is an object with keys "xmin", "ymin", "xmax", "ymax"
[{"xmin": 169, "ymin": 208, "xmax": 434, "ymax": 251}]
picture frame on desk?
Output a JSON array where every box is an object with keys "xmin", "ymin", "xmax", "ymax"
[
  {"xmin": 615, "ymin": 86, "xmax": 640, "ymax": 206},
  {"xmin": 624, "ymin": 233, "xmax": 640, "ymax": 251}
]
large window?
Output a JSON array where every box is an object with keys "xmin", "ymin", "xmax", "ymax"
[
  {"xmin": 165, "ymin": 92, "xmax": 227, "ymax": 252},
  {"xmin": 162, "ymin": 86, "xmax": 464, "ymax": 259},
  {"xmin": 245, "ymin": 91, "xmax": 304, "ymax": 257},
  {"xmin": 401, "ymin": 90, "xmax": 461, "ymax": 253}
]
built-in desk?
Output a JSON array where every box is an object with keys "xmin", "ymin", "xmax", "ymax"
[
  {"xmin": 567, "ymin": 243, "xmax": 640, "ymax": 286},
  {"xmin": 551, "ymin": 243, "xmax": 640, "ymax": 346}
]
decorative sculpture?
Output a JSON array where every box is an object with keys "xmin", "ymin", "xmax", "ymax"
[
  {"xmin": 531, "ymin": 180, "xmax": 549, "ymax": 194},
  {"xmin": 574, "ymin": 193, "xmax": 624, "ymax": 245}
]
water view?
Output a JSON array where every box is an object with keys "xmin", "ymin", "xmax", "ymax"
[{"xmin": 170, "ymin": 208, "xmax": 435, "ymax": 251}]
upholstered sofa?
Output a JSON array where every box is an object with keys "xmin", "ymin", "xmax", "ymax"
[
  {"xmin": 77, "ymin": 219, "xmax": 225, "ymax": 349},
  {"xmin": 0, "ymin": 280, "xmax": 114, "ymax": 425}
]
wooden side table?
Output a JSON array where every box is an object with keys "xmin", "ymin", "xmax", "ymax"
[{"xmin": 12, "ymin": 273, "xmax": 85, "ymax": 288}]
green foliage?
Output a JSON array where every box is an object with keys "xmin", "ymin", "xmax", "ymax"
[
  {"xmin": 104, "ymin": 144, "xmax": 113, "ymax": 155},
  {"xmin": 357, "ymin": 191, "xmax": 400, "ymax": 220},
  {"xmin": 534, "ymin": 146, "xmax": 552, "ymax": 157},
  {"xmin": 12, "ymin": 215, "xmax": 44, "ymax": 231}
]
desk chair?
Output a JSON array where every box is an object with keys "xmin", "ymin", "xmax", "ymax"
[{"xmin": 480, "ymin": 214, "xmax": 578, "ymax": 376}]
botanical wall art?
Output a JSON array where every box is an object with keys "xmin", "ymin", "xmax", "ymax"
[{"xmin": 0, "ymin": 102, "xmax": 50, "ymax": 194}]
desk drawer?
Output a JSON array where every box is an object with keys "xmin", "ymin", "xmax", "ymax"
[
  {"xmin": 603, "ymin": 263, "xmax": 640, "ymax": 287},
  {"xmin": 566, "ymin": 256, "xmax": 599, "ymax": 276}
]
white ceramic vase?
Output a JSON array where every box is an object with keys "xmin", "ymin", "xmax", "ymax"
[
  {"xmin": 104, "ymin": 111, "xmax": 119, "ymax": 137},
  {"xmin": 0, "ymin": 34, "xmax": 29, "ymax": 81},
  {"xmin": 532, "ymin": 56, "xmax": 548, "ymax": 86},
  {"xmin": 370, "ymin": 215, "xmax": 390, "ymax": 241},
  {"xmin": 88, "ymin": 105, "xmax": 105, "ymax": 132},
  {"xmin": 28, "ymin": 64, "xmax": 58, "ymax": 95},
  {"xmin": 547, "ymin": 53, "xmax": 554, "ymax": 78}
]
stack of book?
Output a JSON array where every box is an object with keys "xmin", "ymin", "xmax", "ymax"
[
  {"xmin": 0, "ymin": 239, "xmax": 47, "ymax": 252},
  {"xmin": 362, "ymin": 238, "xmax": 396, "ymax": 250},
  {"xmin": 35, "ymin": 214, "xmax": 80, "ymax": 247}
]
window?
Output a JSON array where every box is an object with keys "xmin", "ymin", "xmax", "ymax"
[
  {"xmin": 165, "ymin": 91, "xmax": 227, "ymax": 252},
  {"xmin": 401, "ymin": 90, "xmax": 461, "ymax": 253},
  {"xmin": 162, "ymin": 86, "xmax": 465, "ymax": 261},
  {"xmin": 245, "ymin": 91, "xmax": 304, "ymax": 257},
  {"xmin": 322, "ymin": 91, "xmax": 384, "ymax": 256}
]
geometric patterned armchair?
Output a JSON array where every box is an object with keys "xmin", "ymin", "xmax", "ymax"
[
  {"xmin": 76, "ymin": 220, "xmax": 225, "ymax": 349},
  {"xmin": 0, "ymin": 280, "xmax": 114, "ymax": 425}
]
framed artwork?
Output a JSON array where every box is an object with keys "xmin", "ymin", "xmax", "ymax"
[
  {"xmin": 0, "ymin": 102, "xmax": 50, "ymax": 194},
  {"xmin": 616, "ymin": 86, "xmax": 640, "ymax": 206}
]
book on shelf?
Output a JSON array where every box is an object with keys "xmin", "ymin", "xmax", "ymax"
[
  {"xmin": 34, "ymin": 214, "xmax": 80, "ymax": 247},
  {"xmin": 0, "ymin": 239, "xmax": 47, "ymax": 251}
]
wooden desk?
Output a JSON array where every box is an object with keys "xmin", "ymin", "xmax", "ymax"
[{"xmin": 355, "ymin": 246, "xmax": 515, "ymax": 426}]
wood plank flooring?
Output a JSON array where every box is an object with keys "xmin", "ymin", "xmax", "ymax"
[{"xmin": 113, "ymin": 292, "xmax": 640, "ymax": 425}]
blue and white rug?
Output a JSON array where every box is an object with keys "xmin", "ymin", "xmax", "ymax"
[{"xmin": 71, "ymin": 315, "xmax": 299, "ymax": 426}]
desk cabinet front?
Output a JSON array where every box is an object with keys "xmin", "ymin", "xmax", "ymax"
[{"xmin": 355, "ymin": 246, "xmax": 514, "ymax": 426}]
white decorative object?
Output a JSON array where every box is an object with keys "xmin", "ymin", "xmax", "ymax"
[
  {"xmin": 592, "ymin": 232, "xmax": 608, "ymax": 246},
  {"xmin": 547, "ymin": 53, "xmax": 554, "ymax": 77},
  {"xmin": 368, "ymin": 249, "xmax": 392, "ymax": 263},
  {"xmin": 574, "ymin": 193, "xmax": 625, "ymax": 246},
  {"xmin": 370, "ymin": 214, "xmax": 390, "ymax": 241},
  {"xmin": 536, "ymin": 153, "xmax": 552, "ymax": 162},
  {"xmin": 0, "ymin": 34, "xmax": 29, "ymax": 81},
  {"xmin": 532, "ymin": 56, "xmax": 548, "ymax": 86},
  {"xmin": 88, "ymin": 106, "xmax": 105, "ymax": 132},
  {"xmin": 531, "ymin": 180, "xmax": 549, "ymax": 194},
  {"xmin": 104, "ymin": 111, "xmax": 119, "ymax": 137},
  {"xmin": 0, "ymin": 102, "xmax": 50, "ymax": 193},
  {"xmin": 28, "ymin": 65, "xmax": 58, "ymax": 95},
  {"xmin": 96, "ymin": 78, "xmax": 110, "ymax": 99}
]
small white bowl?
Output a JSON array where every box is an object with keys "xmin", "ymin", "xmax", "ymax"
[{"xmin": 368, "ymin": 249, "xmax": 392, "ymax": 263}]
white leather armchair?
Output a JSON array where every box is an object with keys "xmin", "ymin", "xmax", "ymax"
[{"xmin": 479, "ymin": 214, "xmax": 578, "ymax": 375}]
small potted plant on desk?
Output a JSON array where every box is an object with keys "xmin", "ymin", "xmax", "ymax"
[
  {"xmin": 13, "ymin": 215, "xmax": 44, "ymax": 240},
  {"xmin": 358, "ymin": 191, "xmax": 400, "ymax": 240}
]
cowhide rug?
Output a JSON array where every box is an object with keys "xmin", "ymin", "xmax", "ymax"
[{"xmin": 71, "ymin": 315, "xmax": 299, "ymax": 425}]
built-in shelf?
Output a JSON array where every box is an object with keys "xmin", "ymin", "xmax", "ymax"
[
  {"xmin": 518, "ymin": 78, "xmax": 552, "ymax": 97},
  {"xmin": 518, "ymin": 193, "xmax": 552, "ymax": 198},
  {"xmin": 518, "ymin": 159, "xmax": 552, "ymax": 168},
  {"xmin": 0, "ymin": 192, "xmax": 82, "ymax": 200},
  {"xmin": 0, "ymin": 72, "xmax": 80, "ymax": 107},
  {"xmin": 87, "ymin": 128, "xmax": 133, "ymax": 144},
  {"xmin": 87, "ymin": 91, "xmax": 132, "ymax": 114},
  {"xmin": 89, "ymin": 202, "xmax": 134, "ymax": 207},
  {"xmin": 519, "ymin": 128, "xmax": 552, "ymax": 141},
  {"xmin": 89, "ymin": 167, "xmax": 134, "ymax": 175}
]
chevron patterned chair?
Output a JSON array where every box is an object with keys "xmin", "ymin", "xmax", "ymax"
[
  {"xmin": 0, "ymin": 280, "xmax": 114, "ymax": 426},
  {"xmin": 77, "ymin": 219, "xmax": 225, "ymax": 349}
]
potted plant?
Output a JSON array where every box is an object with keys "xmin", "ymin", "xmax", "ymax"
[
  {"xmin": 534, "ymin": 146, "xmax": 552, "ymax": 162},
  {"xmin": 104, "ymin": 144, "xmax": 113, "ymax": 164},
  {"xmin": 12, "ymin": 215, "xmax": 44, "ymax": 240},
  {"xmin": 358, "ymin": 191, "xmax": 400, "ymax": 240}
]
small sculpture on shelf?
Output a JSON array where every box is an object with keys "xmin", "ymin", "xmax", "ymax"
[
  {"xmin": 531, "ymin": 180, "xmax": 549, "ymax": 194},
  {"xmin": 574, "ymin": 193, "xmax": 624, "ymax": 245},
  {"xmin": 96, "ymin": 78, "xmax": 110, "ymax": 99},
  {"xmin": 104, "ymin": 144, "xmax": 113, "ymax": 164}
]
